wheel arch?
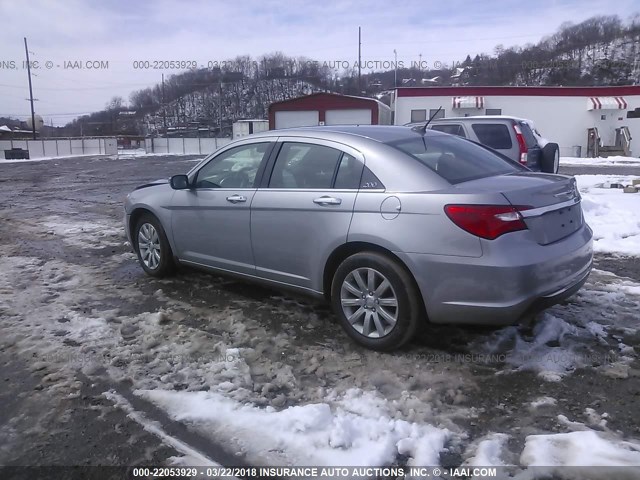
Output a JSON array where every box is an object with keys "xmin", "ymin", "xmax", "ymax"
[
  {"xmin": 128, "ymin": 207, "xmax": 175, "ymax": 254},
  {"xmin": 322, "ymin": 242, "xmax": 427, "ymax": 318}
]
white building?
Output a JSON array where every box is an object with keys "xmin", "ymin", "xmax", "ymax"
[
  {"xmin": 393, "ymin": 86, "xmax": 640, "ymax": 157},
  {"xmin": 232, "ymin": 119, "xmax": 269, "ymax": 139}
]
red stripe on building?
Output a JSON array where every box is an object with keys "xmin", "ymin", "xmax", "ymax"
[{"xmin": 396, "ymin": 86, "xmax": 640, "ymax": 98}]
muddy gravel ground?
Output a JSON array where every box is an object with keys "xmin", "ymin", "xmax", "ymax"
[{"xmin": 0, "ymin": 154, "xmax": 639, "ymax": 474}]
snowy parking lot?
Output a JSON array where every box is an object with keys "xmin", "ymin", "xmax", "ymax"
[{"xmin": 0, "ymin": 154, "xmax": 639, "ymax": 478}]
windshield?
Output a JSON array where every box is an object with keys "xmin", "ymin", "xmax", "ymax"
[{"xmin": 387, "ymin": 134, "xmax": 522, "ymax": 184}]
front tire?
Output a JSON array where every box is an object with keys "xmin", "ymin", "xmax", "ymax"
[
  {"xmin": 134, "ymin": 213, "xmax": 174, "ymax": 277},
  {"xmin": 331, "ymin": 252, "xmax": 421, "ymax": 351}
]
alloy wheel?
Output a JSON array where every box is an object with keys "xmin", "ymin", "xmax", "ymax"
[
  {"xmin": 340, "ymin": 267, "xmax": 398, "ymax": 338},
  {"xmin": 138, "ymin": 223, "xmax": 161, "ymax": 270}
]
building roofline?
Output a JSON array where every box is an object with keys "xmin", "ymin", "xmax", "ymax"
[
  {"xmin": 269, "ymin": 91, "xmax": 389, "ymax": 109},
  {"xmin": 396, "ymin": 85, "xmax": 640, "ymax": 98}
]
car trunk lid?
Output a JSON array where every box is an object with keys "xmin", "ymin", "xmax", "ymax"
[{"xmin": 454, "ymin": 172, "xmax": 583, "ymax": 245}]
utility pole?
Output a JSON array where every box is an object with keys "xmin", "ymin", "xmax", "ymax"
[
  {"xmin": 24, "ymin": 37, "xmax": 36, "ymax": 140},
  {"xmin": 358, "ymin": 27, "xmax": 362, "ymax": 93},
  {"xmin": 393, "ymin": 49, "xmax": 398, "ymax": 88},
  {"xmin": 219, "ymin": 81, "xmax": 223, "ymax": 136},
  {"xmin": 161, "ymin": 73, "xmax": 167, "ymax": 136}
]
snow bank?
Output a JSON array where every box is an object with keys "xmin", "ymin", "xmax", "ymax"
[
  {"xmin": 464, "ymin": 433, "xmax": 509, "ymax": 467},
  {"xmin": 521, "ymin": 430, "xmax": 640, "ymax": 469},
  {"xmin": 562, "ymin": 156, "xmax": 640, "ymax": 166},
  {"xmin": 577, "ymin": 175, "xmax": 640, "ymax": 256},
  {"xmin": 137, "ymin": 388, "xmax": 450, "ymax": 468}
]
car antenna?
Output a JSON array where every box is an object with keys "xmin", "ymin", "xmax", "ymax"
[{"xmin": 417, "ymin": 106, "xmax": 442, "ymax": 135}]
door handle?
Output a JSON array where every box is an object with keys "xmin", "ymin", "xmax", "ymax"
[
  {"xmin": 226, "ymin": 194, "xmax": 247, "ymax": 204},
  {"xmin": 313, "ymin": 196, "xmax": 342, "ymax": 206}
]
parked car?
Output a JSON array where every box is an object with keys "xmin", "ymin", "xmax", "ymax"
[
  {"xmin": 124, "ymin": 126, "xmax": 592, "ymax": 351},
  {"xmin": 407, "ymin": 116, "xmax": 560, "ymax": 174}
]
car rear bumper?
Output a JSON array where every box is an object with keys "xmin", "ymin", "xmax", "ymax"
[{"xmin": 397, "ymin": 223, "xmax": 593, "ymax": 325}]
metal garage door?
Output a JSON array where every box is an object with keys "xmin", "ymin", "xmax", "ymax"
[
  {"xmin": 274, "ymin": 111, "xmax": 319, "ymax": 129},
  {"xmin": 325, "ymin": 109, "xmax": 372, "ymax": 125}
]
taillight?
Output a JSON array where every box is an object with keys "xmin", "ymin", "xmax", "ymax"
[
  {"xmin": 513, "ymin": 123, "xmax": 528, "ymax": 165},
  {"xmin": 444, "ymin": 204, "xmax": 531, "ymax": 240}
]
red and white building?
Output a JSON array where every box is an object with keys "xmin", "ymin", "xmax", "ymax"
[
  {"xmin": 393, "ymin": 86, "xmax": 640, "ymax": 157},
  {"xmin": 269, "ymin": 92, "xmax": 392, "ymax": 130}
]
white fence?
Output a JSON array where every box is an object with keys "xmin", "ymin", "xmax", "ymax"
[
  {"xmin": 0, "ymin": 138, "xmax": 117, "ymax": 159},
  {"xmin": 144, "ymin": 137, "xmax": 232, "ymax": 155}
]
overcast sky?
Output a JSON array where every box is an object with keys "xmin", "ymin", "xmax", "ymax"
[{"xmin": 0, "ymin": 0, "xmax": 637, "ymax": 126}]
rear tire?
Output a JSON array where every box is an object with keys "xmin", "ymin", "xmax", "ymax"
[
  {"xmin": 134, "ymin": 213, "xmax": 175, "ymax": 278},
  {"xmin": 541, "ymin": 143, "xmax": 560, "ymax": 174},
  {"xmin": 330, "ymin": 252, "xmax": 421, "ymax": 351}
]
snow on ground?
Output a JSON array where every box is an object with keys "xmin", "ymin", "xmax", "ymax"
[
  {"xmin": 577, "ymin": 175, "xmax": 640, "ymax": 256},
  {"xmin": 0, "ymin": 240, "xmax": 465, "ymax": 468},
  {"xmin": 463, "ymin": 433, "xmax": 509, "ymax": 467},
  {"xmin": 0, "ymin": 153, "xmax": 100, "ymax": 163},
  {"xmin": 521, "ymin": 430, "xmax": 640, "ymax": 469},
  {"xmin": 562, "ymin": 155, "xmax": 640, "ymax": 166},
  {"xmin": 136, "ymin": 388, "xmax": 450, "ymax": 467},
  {"xmin": 2, "ymin": 210, "xmax": 640, "ymax": 473},
  {"xmin": 0, "ymin": 149, "xmax": 205, "ymax": 163},
  {"xmin": 475, "ymin": 268, "xmax": 639, "ymax": 382},
  {"xmin": 42, "ymin": 215, "xmax": 126, "ymax": 250},
  {"xmin": 529, "ymin": 397, "xmax": 557, "ymax": 409},
  {"xmin": 103, "ymin": 391, "xmax": 221, "ymax": 469},
  {"xmin": 115, "ymin": 148, "xmax": 205, "ymax": 159},
  {"xmin": 479, "ymin": 313, "xmax": 595, "ymax": 382}
]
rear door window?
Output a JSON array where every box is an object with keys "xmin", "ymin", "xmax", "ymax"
[
  {"xmin": 334, "ymin": 153, "xmax": 364, "ymax": 189},
  {"xmin": 431, "ymin": 124, "xmax": 466, "ymax": 138},
  {"xmin": 471, "ymin": 123, "xmax": 513, "ymax": 149},
  {"xmin": 269, "ymin": 142, "xmax": 343, "ymax": 189},
  {"xmin": 387, "ymin": 134, "xmax": 522, "ymax": 184},
  {"xmin": 359, "ymin": 167, "xmax": 384, "ymax": 190}
]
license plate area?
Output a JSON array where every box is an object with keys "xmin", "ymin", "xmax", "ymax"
[{"xmin": 524, "ymin": 204, "xmax": 583, "ymax": 245}]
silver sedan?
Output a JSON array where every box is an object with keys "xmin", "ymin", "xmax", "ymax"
[{"xmin": 124, "ymin": 126, "xmax": 593, "ymax": 351}]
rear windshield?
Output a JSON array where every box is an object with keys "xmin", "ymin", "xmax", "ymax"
[
  {"xmin": 387, "ymin": 134, "xmax": 522, "ymax": 184},
  {"xmin": 471, "ymin": 123, "xmax": 513, "ymax": 149}
]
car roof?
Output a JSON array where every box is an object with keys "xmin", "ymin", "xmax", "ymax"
[
  {"xmin": 431, "ymin": 115, "xmax": 526, "ymax": 122},
  {"xmin": 243, "ymin": 125, "xmax": 446, "ymax": 144}
]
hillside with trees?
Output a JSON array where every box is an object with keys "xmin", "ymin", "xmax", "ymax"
[{"xmin": 52, "ymin": 13, "xmax": 639, "ymax": 137}]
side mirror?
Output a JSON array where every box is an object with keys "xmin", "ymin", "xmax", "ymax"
[{"xmin": 170, "ymin": 174, "xmax": 190, "ymax": 190}]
